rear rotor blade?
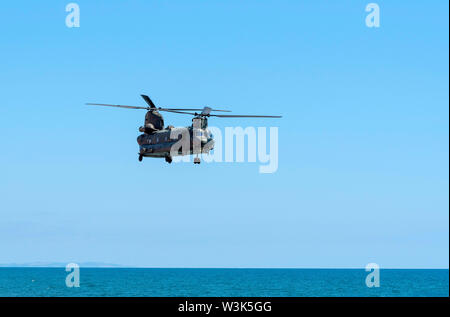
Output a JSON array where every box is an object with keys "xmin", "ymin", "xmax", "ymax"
[
  {"xmin": 210, "ymin": 114, "xmax": 282, "ymax": 118},
  {"xmin": 201, "ymin": 107, "xmax": 212, "ymax": 116},
  {"xmin": 159, "ymin": 109, "xmax": 281, "ymax": 118},
  {"xmin": 161, "ymin": 108, "xmax": 231, "ymax": 112},
  {"xmin": 86, "ymin": 103, "xmax": 149, "ymax": 110}
]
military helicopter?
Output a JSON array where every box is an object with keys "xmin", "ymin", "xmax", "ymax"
[{"xmin": 87, "ymin": 95, "xmax": 281, "ymax": 164}]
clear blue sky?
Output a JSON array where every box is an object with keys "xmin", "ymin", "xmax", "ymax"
[{"xmin": 0, "ymin": 1, "xmax": 448, "ymax": 268}]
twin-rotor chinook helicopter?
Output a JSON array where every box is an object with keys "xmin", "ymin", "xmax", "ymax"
[{"xmin": 87, "ymin": 94, "xmax": 281, "ymax": 164}]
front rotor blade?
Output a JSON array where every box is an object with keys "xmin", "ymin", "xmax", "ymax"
[
  {"xmin": 141, "ymin": 95, "xmax": 156, "ymax": 108},
  {"xmin": 159, "ymin": 109, "xmax": 197, "ymax": 115},
  {"xmin": 86, "ymin": 103, "xmax": 149, "ymax": 110}
]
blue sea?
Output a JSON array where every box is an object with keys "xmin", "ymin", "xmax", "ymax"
[{"xmin": 0, "ymin": 268, "xmax": 448, "ymax": 297}]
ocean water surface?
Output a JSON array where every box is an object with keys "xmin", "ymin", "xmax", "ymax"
[{"xmin": 0, "ymin": 268, "xmax": 448, "ymax": 297}]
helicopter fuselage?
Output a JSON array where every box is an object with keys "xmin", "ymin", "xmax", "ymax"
[{"xmin": 137, "ymin": 126, "xmax": 214, "ymax": 159}]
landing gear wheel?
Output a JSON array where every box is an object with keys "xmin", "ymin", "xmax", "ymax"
[
  {"xmin": 194, "ymin": 157, "xmax": 201, "ymax": 164},
  {"xmin": 138, "ymin": 155, "xmax": 143, "ymax": 162},
  {"xmin": 165, "ymin": 156, "xmax": 172, "ymax": 164}
]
